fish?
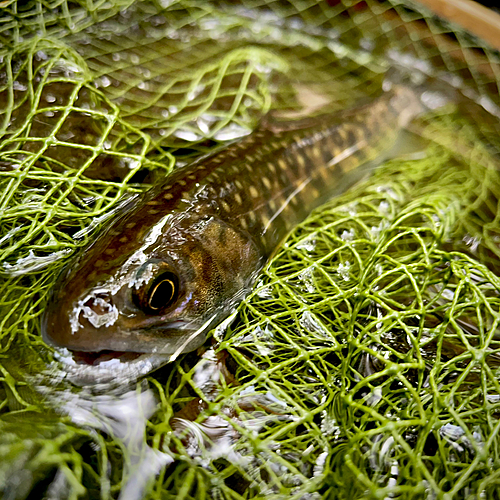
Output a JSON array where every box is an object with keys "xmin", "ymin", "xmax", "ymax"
[{"xmin": 42, "ymin": 84, "xmax": 424, "ymax": 360}]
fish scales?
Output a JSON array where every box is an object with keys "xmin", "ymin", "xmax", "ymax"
[{"xmin": 42, "ymin": 85, "xmax": 423, "ymax": 356}]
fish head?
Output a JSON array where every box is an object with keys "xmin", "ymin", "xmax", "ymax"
[{"xmin": 42, "ymin": 214, "xmax": 261, "ymax": 356}]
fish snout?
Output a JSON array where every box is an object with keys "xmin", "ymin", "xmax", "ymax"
[{"xmin": 42, "ymin": 287, "xmax": 121, "ymax": 353}]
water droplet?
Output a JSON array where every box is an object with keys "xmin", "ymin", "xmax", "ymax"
[
  {"xmin": 337, "ymin": 261, "xmax": 351, "ymax": 281},
  {"xmin": 299, "ymin": 311, "xmax": 330, "ymax": 339},
  {"xmin": 370, "ymin": 221, "xmax": 388, "ymax": 241},
  {"xmin": 256, "ymin": 285, "xmax": 272, "ymax": 299},
  {"xmin": 214, "ymin": 123, "xmax": 251, "ymax": 141},
  {"xmin": 187, "ymin": 84, "xmax": 205, "ymax": 101},
  {"xmin": 35, "ymin": 50, "xmax": 48, "ymax": 61},
  {"xmin": 376, "ymin": 185, "xmax": 400, "ymax": 201},
  {"xmin": 297, "ymin": 267, "xmax": 316, "ymax": 293},
  {"xmin": 98, "ymin": 76, "xmax": 112, "ymax": 88},
  {"xmin": 378, "ymin": 201, "xmax": 390, "ymax": 215},
  {"xmin": 124, "ymin": 159, "xmax": 141, "ymax": 170},
  {"xmin": 13, "ymin": 81, "xmax": 27, "ymax": 91},
  {"xmin": 197, "ymin": 119, "xmax": 209, "ymax": 135},
  {"xmin": 313, "ymin": 452, "xmax": 329, "ymax": 478},
  {"xmin": 340, "ymin": 229, "xmax": 355, "ymax": 241},
  {"xmin": 174, "ymin": 129, "xmax": 202, "ymax": 142},
  {"xmin": 296, "ymin": 236, "xmax": 316, "ymax": 252}
]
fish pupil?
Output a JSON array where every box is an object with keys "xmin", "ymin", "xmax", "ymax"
[{"xmin": 147, "ymin": 272, "xmax": 178, "ymax": 312}]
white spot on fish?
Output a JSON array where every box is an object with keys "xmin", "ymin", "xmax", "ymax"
[
  {"xmin": 260, "ymin": 213, "xmax": 270, "ymax": 228},
  {"xmin": 13, "ymin": 81, "xmax": 28, "ymax": 92},
  {"xmin": 245, "ymin": 212, "xmax": 256, "ymax": 225},
  {"xmin": 278, "ymin": 159, "xmax": 288, "ymax": 171},
  {"xmin": 97, "ymin": 76, "xmax": 112, "ymax": 88},
  {"xmin": 296, "ymin": 154, "xmax": 306, "ymax": 168}
]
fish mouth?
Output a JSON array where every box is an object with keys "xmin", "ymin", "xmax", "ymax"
[
  {"xmin": 50, "ymin": 346, "xmax": 175, "ymax": 387},
  {"xmin": 70, "ymin": 349, "xmax": 144, "ymax": 366},
  {"xmin": 46, "ymin": 315, "xmax": 219, "ymax": 369},
  {"xmin": 46, "ymin": 320, "xmax": 213, "ymax": 386}
]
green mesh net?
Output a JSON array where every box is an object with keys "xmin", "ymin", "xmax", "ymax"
[{"xmin": 2, "ymin": 1, "xmax": 500, "ymax": 499}]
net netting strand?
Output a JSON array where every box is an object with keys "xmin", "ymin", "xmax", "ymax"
[{"xmin": 1, "ymin": 1, "xmax": 500, "ymax": 499}]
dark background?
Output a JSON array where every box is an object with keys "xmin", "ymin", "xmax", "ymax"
[{"xmin": 475, "ymin": 0, "xmax": 500, "ymax": 13}]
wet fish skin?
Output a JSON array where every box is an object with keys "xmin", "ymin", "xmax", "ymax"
[{"xmin": 42, "ymin": 85, "xmax": 423, "ymax": 355}]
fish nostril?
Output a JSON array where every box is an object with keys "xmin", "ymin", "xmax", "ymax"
[
  {"xmin": 78, "ymin": 292, "xmax": 119, "ymax": 329},
  {"xmin": 84, "ymin": 294, "xmax": 113, "ymax": 315},
  {"xmin": 84, "ymin": 294, "xmax": 114, "ymax": 315}
]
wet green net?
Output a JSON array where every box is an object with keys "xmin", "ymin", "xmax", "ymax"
[{"xmin": 2, "ymin": 1, "xmax": 500, "ymax": 499}]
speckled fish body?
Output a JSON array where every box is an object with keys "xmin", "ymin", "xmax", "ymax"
[{"xmin": 42, "ymin": 85, "xmax": 423, "ymax": 356}]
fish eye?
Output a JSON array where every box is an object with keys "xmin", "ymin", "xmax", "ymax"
[
  {"xmin": 132, "ymin": 262, "xmax": 180, "ymax": 315},
  {"xmin": 147, "ymin": 272, "xmax": 178, "ymax": 312}
]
